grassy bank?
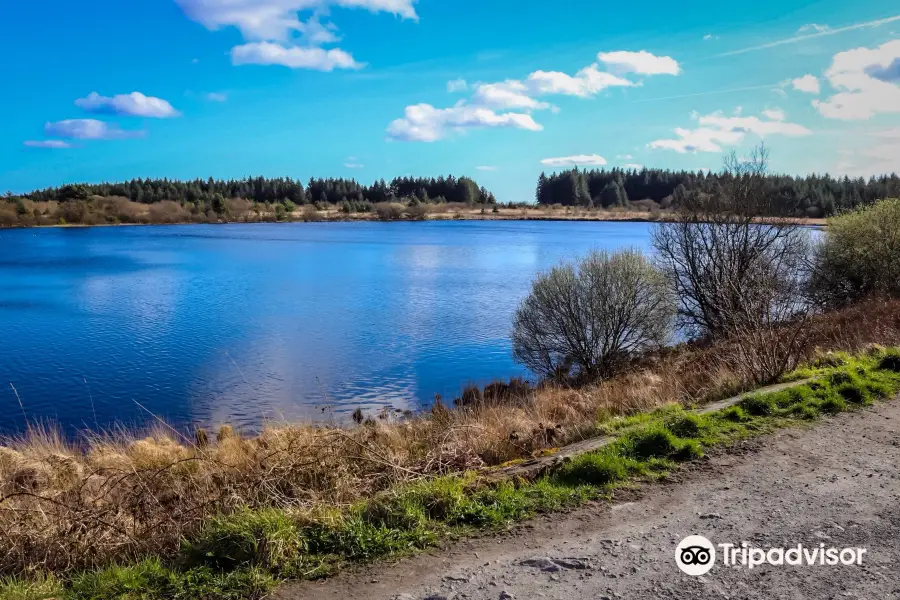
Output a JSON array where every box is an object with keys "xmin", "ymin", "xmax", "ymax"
[
  {"xmin": 3, "ymin": 347, "xmax": 900, "ymax": 600},
  {"xmin": 2, "ymin": 199, "xmax": 828, "ymax": 229}
]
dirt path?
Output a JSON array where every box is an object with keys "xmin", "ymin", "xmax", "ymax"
[{"xmin": 279, "ymin": 399, "xmax": 900, "ymax": 600}]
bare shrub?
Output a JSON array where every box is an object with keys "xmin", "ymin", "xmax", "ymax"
[
  {"xmin": 110, "ymin": 197, "xmax": 148, "ymax": 223},
  {"xmin": 148, "ymin": 200, "xmax": 188, "ymax": 224},
  {"xmin": 652, "ymin": 144, "xmax": 812, "ymax": 340},
  {"xmin": 374, "ymin": 202, "xmax": 406, "ymax": 221},
  {"xmin": 301, "ymin": 205, "xmax": 321, "ymax": 222},
  {"xmin": 405, "ymin": 203, "xmax": 428, "ymax": 220},
  {"xmin": 225, "ymin": 198, "xmax": 254, "ymax": 221},
  {"xmin": 512, "ymin": 249, "xmax": 674, "ymax": 382}
]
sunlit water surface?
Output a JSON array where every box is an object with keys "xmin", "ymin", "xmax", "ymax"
[{"xmin": 0, "ymin": 221, "xmax": 653, "ymax": 436}]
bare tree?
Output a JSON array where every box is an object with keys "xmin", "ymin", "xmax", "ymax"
[
  {"xmin": 651, "ymin": 144, "xmax": 812, "ymax": 338},
  {"xmin": 651, "ymin": 144, "xmax": 815, "ymax": 383},
  {"xmin": 512, "ymin": 249, "xmax": 674, "ymax": 382}
]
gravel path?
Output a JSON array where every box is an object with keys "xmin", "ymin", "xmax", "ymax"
[{"xmin": 279, "ymin": 400, "xmax": 900, "ymax": 600}]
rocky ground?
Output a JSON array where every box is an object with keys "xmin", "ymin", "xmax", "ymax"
[{"xmin": 279, "ymin": 400, "xmax": 900, "ymax": 600}]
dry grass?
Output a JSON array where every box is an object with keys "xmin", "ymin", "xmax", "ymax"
[{"xmin": 2, "ymin": 299, "xmax": 898, "ymax": 577}]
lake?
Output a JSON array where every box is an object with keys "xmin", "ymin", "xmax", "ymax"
[{"xmin": 0, "ymin": 220, "xmax": 653, "ymax": 436}]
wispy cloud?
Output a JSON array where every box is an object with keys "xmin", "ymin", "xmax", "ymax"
[
  {"xmin": 75, "ymin": 92, "xmax": 180, "ymax": 118},
  {"xmin": 447, "ymin": 78, "xmax": 468, "ymax": 92},
  {"xmin": 23, "ymin": 140, "xmax": 72, "ymax": 149},
  {"xmin": 231, "ymin": 42, "xmax": 363, "ymax": 70},
  {"xmin": 205, "ymin": 92, "xmax": 228, "ymax": 102},
  {"xmin": 476, "ymin": 165, "xmax": 498, "ymax": 171},
  {"xmin": 387, "ymin": 103, "xmax": 542, "ymax": 142},
  {"xmin": 44, "ymin": 119, "xmax": 144, "ymax": 140},
  {"xmin": 540, "ymin": 154, "xmax": 607, "ymax": 167},
  {"xmin": 715, "ymin": 14, "xmax": 900, "ymax": 57},
  {"xmin": 648, "ymin": 109, "xmax": 811, "ymax": 153},
  {"xmin": 632, "ymin": 83, "xmax": 781, "ymax": 103},
  {"xmin": 797, "ymin": 23, "xmax": 830, "ymax": 33}
]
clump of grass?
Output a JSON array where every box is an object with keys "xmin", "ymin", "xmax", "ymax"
[
  {"xmin": 0, "ymin": 574, "xmax": 62, "ymax": 600},
  {"xmin": 819, "ymin": 395, "xmax": 848, "ymax": 414},
  {"xmin": 739, "ymin": 394, "xmax": 775, "ymax": 416},
  {"xmin": 878, "ymin": 349, "xmax": 900, "ymax": 372},
  {"xmin": 182, "ymin": 508, "xmax": 305, "ymax": 571},
  {"xmin": 664, "ymin": 412, "xmax": 707, "ymax": 438},
  {"xmin": 828, "ymin": 369, "xmax": 856, "ymax": 386},
  {"xmin": 554, "ymin": 451, "xmax": 628, "ymax": 486},
  {"xmin": 834, "ymin": 383, "xmax": 869, "ymax": 404},
  {"xmin": 720, "ymin": 406, "xmax": 752, "ymax": 422},
  {"xmin": 770, "ymin": 386, "xmax": 816, "ymax": 409},
  {"xmin": 618, "ymin": 424, "xmax": 703, "ymax": 461},
  {"xmin": 67, "ymin": 559, "xmax": 275, "ymax": 600},
  {"xmin": 790, "ymin": 403, "xmax": 820, "ymax": 420}
]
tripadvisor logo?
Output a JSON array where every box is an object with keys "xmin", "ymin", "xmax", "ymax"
[
  {"xmin": 675, "ymin": 535, "xmax": 868, "ymax": 575},
  {"xmin": 676, "ymin": 535, "xmax": 716, "ymax": 576}
]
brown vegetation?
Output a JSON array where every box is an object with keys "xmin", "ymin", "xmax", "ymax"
[{"xmin": 2, "ymin": 299, "xmax": 899, "ymax": 576}]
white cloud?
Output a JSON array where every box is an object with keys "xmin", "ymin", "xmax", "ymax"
[
  {"xmin": 697, "ymin": 112, "xmax": 811, "ymax": 136},
  {"xmin": 717, "ymin": 14, "xmax": 900, "ymax": 57},
  {"xmin": 447, "ymin": 78, "xmax": 468, "ymax": 92},
  {"xmin": 205, "ymin": 92, "xmax": 228, "ymax": 102},
  {"xmin": 174, "ymin": 0, "xmax": 416, "ymax": 41},
  {"xmin": 596, "ymin": 50, "xmax": 680, "ymax": 75},
  {"xmin": 617, "ymin": 154, "xmax": 634, "ymax": 160},
  {"xmin": 231, "ymin": 42, "xmax": 362, "ymax": 70},
  {"xmin": 344, "ymin": 161, "xmax": 364, "ymax": 168},
  {"xmin": 648, "ymin": 109, "xmax": 811, "ymax": 153},
  {"xmin": 44, "ymin": 119, "xmax": 144, "ymax": 140},
  {"xmin": 540, "ymin": 154, "xmax": 607, "ymax": 167},
  {"xmin": 797, "ymin": 23, "xmax": 829, "ymax": 33},
  {"xmin": 526, "ymin": 65, "xmax": 634, "ymax": 97},
  {"xmin": 815, "ymin": 40, "xmax": 900, "ymax": 120},
  {"xmin": 23, "ymin": 140, "xmax": 72, "ymax": 149},
  {"xmin": 296, "ymin": 13, "xmax": 341, "ymax": 45},
  {"xmin": 386, "ymin": 103, "xmax": 542, "ymax": 142},
  {"xmin": 791, "ymin": 74, "xmax": 820, "ymax": 94},
  {"xmin": 75, "ymin": 92, "xmax": 180, "ymax": 118},
  {"xmin": 388, "ymin": 50, "xmax": 676, "ymax": 142},
  {"xmin": 175, "ymin": 0, "xmax": 416, "ymax": 72},
  {"xmin": 476, "ymin": 165, "xmax": 498, "ymax": 171},
  {"xmin": 703, "ymin": 33, "xmax": 718, "ymax": 41},
  {"xmin": 762, "ymin": 107, "xmax": 786, "ymax": 121},
  {"xmin": 622, "ymin": 163, "xmax": 644, "ymax": 169},
  {"xmin": 834, "ymin": 131, "xmax": 900, "ymax": 176},
  {"xmin": 472, "ymin": 80, "xmax": 550, "ymax": 110},
  {"xmin": 648, "ymin": 127, "xmax": 744, "ymax": 153}
]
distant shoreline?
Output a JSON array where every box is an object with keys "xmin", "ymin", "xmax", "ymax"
[{"xmin": 1, "ymin": 206, "xmax": 828, "ymax": 229}]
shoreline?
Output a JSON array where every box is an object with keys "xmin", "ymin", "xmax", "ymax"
[{"xmin": 1, "ymin": 207, "xmax": 829, "ymax": 230}]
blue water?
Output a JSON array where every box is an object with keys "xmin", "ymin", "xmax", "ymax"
[{"xmin": 0, "ymin": 221, "xmax": 653, "ymax": 436}]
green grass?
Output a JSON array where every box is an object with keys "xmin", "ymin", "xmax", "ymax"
[{"xmin": 5, "ymin": 348, "xmax": 900, "ymax": 600}]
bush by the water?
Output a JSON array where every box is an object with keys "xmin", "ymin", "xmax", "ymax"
[
  {"xmin": 811, "ymin": 198, "xmax": 900, "ymax": 308},
  {"xmin": 512, "ymin": 249, "xmax": 674, "ymax": 381}
]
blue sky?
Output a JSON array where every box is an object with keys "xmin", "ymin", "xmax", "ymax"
[{"xmin": 1, "ymin": 0, "xmax": 899, "ymax": 203}]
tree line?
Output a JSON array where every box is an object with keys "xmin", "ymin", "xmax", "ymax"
[
  {"xmin": 536, "ymin": 167, "xmax": 900, "ymax": 217},
  {"xmin": 15, "ymin": 174, "xmax": 497, "ymax": 208}
]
